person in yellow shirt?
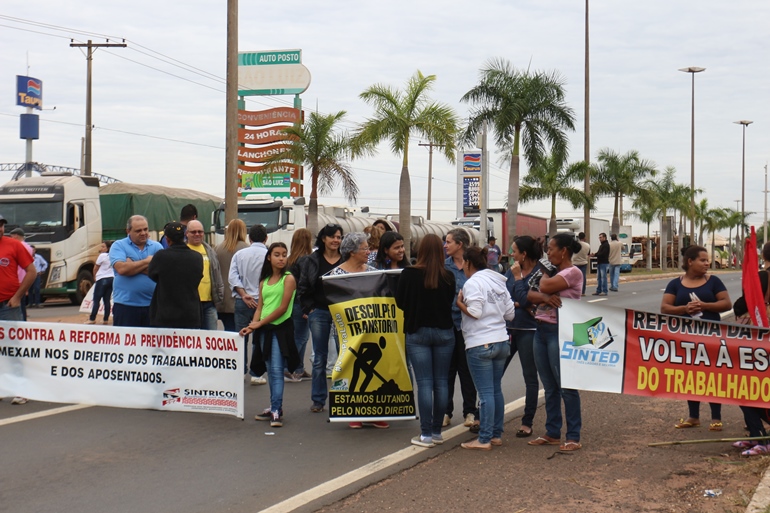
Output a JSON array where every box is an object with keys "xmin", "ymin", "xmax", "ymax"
[{"xmin": 186, "ymin": 220, "xmax": 224, "ymax": 330}]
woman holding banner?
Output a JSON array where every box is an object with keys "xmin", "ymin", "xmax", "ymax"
[
  {"xmin": 661, "ymin": 245, "xmax": 731, "ymax": 432},
  {"xmin": 298, "ymin": 224, "xmax": 343, "ymax": 414},
  {"xmin": 456, "ymin": 246, "xmax": 515, "ymax": 450},
  {"xmin": 527, "ymin": 233, "xmax": 584, "ymax": 452},
  {"xmin": 395, "ymin": 234, "xmax": 455, "ymax": 447},
  {"xmin": 240, "ymin": 242, "xmax": 299, "ymax": 428}
]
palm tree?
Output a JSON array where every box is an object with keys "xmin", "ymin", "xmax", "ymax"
[
  {"xmin": 702, "ymin": 207, "xmax": 729, "ymax": 269},
  {"xmin": 628, "ymin": 200, "xmax": 661, "ymax": 271},
  {"xmin": 262, "ymin": 110, "xmax": 358, "ymax": 236},
  {"xmin": 591, "ymin": 148, "xmax": 656, "ymax": 236},
  {"xmin": 354, "ymin": 71, "xmax": 458, "ymax": 257},
  {"xmin": 519, "ymin": 151, "xmax": 592, "ymax": 236},
  {"xmin": 642, "ymin": 167, "xmax": 689, "ymax": 271},
  {"xmin": 461, "ymin": 59, "xmax": 575, "ymax": 244}
]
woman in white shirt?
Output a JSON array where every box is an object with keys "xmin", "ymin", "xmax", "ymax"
[
  {"xmin": 456, "ymin": 246, "xmax": 515, "ymax": 450},
  {"xmin": 86, "ymin": 241, "xmax": 114, "ymax": 324}
]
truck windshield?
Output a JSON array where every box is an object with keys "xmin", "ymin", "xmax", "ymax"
[
  {"xmin": 214, "ymin": 206, "xmax": 287, "ymax": 234},
  {"xmin": 0, "ymin": 200, "xmax": 63, "ymax": 228}
]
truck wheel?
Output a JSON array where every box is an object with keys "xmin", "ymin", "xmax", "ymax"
[{"xmin": 70, "ymin": 269, "xmax": 94, "ymax": 305}]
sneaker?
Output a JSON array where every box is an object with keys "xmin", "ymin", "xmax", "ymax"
[
  {"xmin": 367, "ymin": 421, "xmax": 390, "ymax": 429},
  {"xmin": 250, "ymin": 375, "xmax": 267, "ymax": 386},
  {"xmin": 610, "ymin": 288, "xmax": 618, "ymax": 292},
  {"xmin": 270, "ymin": 411, "xmax": 283, "ymax": 427},
  {"xmin": 84, "ymin": 320, "xmax": 96, "ymax": 325},
  {"xmin": 310, "ymin": 403, "xmax": 325, "ymax": 413},
  {"xmin": 349, "ymin": 422, "xmax": 363, "ymax": 429},
  {"xmin": 254, "ymin": 408, "xmax": 272, "ymax": 421},
  {"xmin": 463, "ymin": 413, "xmax": 476, "ymax": 427},
  {"xmin": 442, "ymin": 414, "xmax": 451, "ymax": 427},
  {"xmin": 411, "ymin": 435, "xmax": 435, "ymax": 448},
  {"xmin": 11, "ymin": 397, "xmax": 28, "ymax": 405},
  {"xmin": 432, "ymin": 434, "xmax": 444, "ymax": 445}
]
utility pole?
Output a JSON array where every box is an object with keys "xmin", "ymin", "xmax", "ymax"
[
  {"xmin": 583, "ymin": 0, "xmax": 591, "ymax": 246},
  {"xmin": 764, "ymin": 163, "xmax": 768, "ymax": 246},
  {"xmin": 224, "ymin": 0, "xmax": 239, "ymax": 223},
  {"xmin": 70, "ymin": 39, "xmax": 126, "ymax": 176},
  {"xmin": 418, "ymin": 141, "xmax": 444, "ymax": 220}
]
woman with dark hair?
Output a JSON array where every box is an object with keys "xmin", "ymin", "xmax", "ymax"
[
  {"xmin": 456, "ymin": 245, "xmax": 515, "ymax": 450},
  {"xmin": 240, "ymin": 242, "xmax": 298, "ymax": 428},
  {"xmin": 527, "ymin": 233, "xmax": 585, "ymax": 451},
  {"xmin": 395, "ymin": 234, "xmax": 455, "ymax": 447},
  {"xmin": 374, "ymin": 231, "xmax": 408, "ymax": 270},
  {"xmin": 286, "ymin": 228, "xmax": 313, "ymax": 381},
  {"xmin": 661, "ymin": 245, "xmax": 731, "ymax": 433},
  {"xmin": 503, "ymin": 235, "xmax": 543, "ymax": 437},
  {"xmin": 297, "ymin": 224, "xmax": 343, "ymax": 413},
  {"xmin": 443, "ymin": 228, "xmax": 479, "ymax": 430},
  {"xmin": 86, "ymin": 241, "xmax": 114, "ymax": 325}
]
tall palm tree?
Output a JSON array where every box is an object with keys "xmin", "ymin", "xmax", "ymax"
[
  {"xmin": 519, "ymin": 151, "xmax": 592, "ymax": 236},
  {"xmin": 354, "ymin": 71, "xmax": 458, "ymax": 257},
  {"xmin": 628, "ymin": 200, "xmax": 661, "ymax": 271},
  {"xmin": 642, "ymin": 167, "xmax": 688, "ymax": 272},
  {"xmin": 591, "ymin": 148, "xmax": 656, "ymax": 236},
  {"xmin": 702, "ymin": 207, "xmax": 729, "ymax": 269},
  {"xmin": 262, "ymin": 110, "xmax": 358, "ymax": 236},
  {"xmin": 461, "ymin": 59, "xmax": 575, "ymax": 244},
  {"xmin": 694, "ymin": 198, "xmax": 710, "ymax": 246}
]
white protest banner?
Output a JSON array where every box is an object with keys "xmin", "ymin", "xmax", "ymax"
[{"xmin": 0, "ymin": 321, "xmax": 244, "ymax": 418}]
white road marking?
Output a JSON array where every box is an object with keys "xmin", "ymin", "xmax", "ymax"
[
  {"xmin": 587, "ymin": 298, "xmax": 608, "ymax": 303},
  {"xmin": 0, "ymin": 404, "xmax": 92, "ymax": 427},
  {"xmin": 260, "ymin": 391, "xmax": 545, "ymax": 513}
]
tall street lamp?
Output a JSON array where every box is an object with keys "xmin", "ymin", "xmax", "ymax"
[
  {"xmin": 679, "ymin": 67, "xmax": 705, "ymax": 245},
  {"xmin": 735, "ymin": 119, "xmax": 753, "ymax": 265}
]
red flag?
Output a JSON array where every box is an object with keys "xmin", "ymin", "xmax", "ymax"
[{"xmin": 742, "ymin": 227, "xmax": 768, "ymax": 327}]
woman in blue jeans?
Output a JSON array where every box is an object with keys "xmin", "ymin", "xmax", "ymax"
[
  {"xmin": 456, "ymin": 246, "xmax": 515, "ymax": 450},
  {"xmin": 527, "ymin": 233, "xmax": 584, "ymax": 451},
  {"xmin": 395, "ymin": 234, "xmax": 456, "ymax": 448},
  {"xmin": 297, "ymin": 224, "xmax": 343, "ymax": 412},
  {"xmin": 503, "ymin": 235, "xmax": 543, "ymax": 438}
]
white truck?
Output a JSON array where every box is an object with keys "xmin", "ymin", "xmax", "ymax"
[
  {"xmin": 619, "ymin": 225, "xmax": 642, "ymax": 272},
  {"xmin": 556, "ymin": 217, "xmax": 611, "ymax": 272}
]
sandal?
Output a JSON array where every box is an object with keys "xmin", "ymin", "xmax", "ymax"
[
  {"xmin": 674, "ymin": 418, "xmax": 700, "ymax": 429},
  {"xmin": 733, "ymin": 440, "xmax": 758, "ymax": 449},
  {"xmin": 516, "ymin": 427, "xmax": 533, "ymax": 438},
  {"xmin": 742, "ymin": 444, "xmax": 769, "ymax": 457},
  {"xmin": 560, "ymin": 441, "xmax": 582, "ymax": 451},
  {"xmin": 709, "ymin": 421, "xmax": 723, "ymax": 432},
  {"xmin": 528, "ymin": 435, "xmax": 561, "ymax": 446}
]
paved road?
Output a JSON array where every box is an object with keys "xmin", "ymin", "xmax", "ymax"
[{"xmin": 2, "ymin": 272, "xmax": 744, "ymax": 513}]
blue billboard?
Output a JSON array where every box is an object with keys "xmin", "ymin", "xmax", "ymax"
[{"xmin": 16, "ymin": 75, "xmax": 43, "ymax": 110}]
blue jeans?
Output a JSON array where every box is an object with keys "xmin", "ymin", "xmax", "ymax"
[
  {"xmin": 406, "ymin": 327, "xmax": 455, "ymax": 438},
  {"xmin": 534, "ymin": 322, "xmax": 581, "ymax": 441},
  {"xmin": 595, "ymin": 263, "xmax": 609, "ymax": 294},
  {"xmin": 200, "ymin": 302, "xmax": 218, "ymax": 330},
  {"xmin": 447, "ymin": 328, "xmax": 478, "ymax": 419},
  {"xmin": 504, "ymin": 329, "xmax": 539, "ymax": 428},
  {"xmin": 465, "ymin": 341, "xmax": 510, "ymax": 444},
  {"xmin": 0, "ymin": 304, "xmax": 23, "ymax": 321},
  {"xmin": 29, "ymin": 275, "xmax": 42, "ymax": 306},
  {"xmin": 234, "ymin": 297, "xmax": 258, "ymax": 377},
  {"xmin": 263, "ymin": 333, "xmax": 286, "ymax": 413},
  {"xmin": 609, "ymin": 264, "xmax": 620, "ymax": 290},
  {"xmin": 90, "ymin": 277, "xmax": 113, "ymax": 322},
  {"xmin": 291, "ymin": 299, "xmax": 309, "ymax": 373},
  {"xmin": 113, "ymin": 303, "xmax": 150, "ymax": 327},
  {"xmin": 576, "ymin": 264, "xmax": 587, "ymax": 295},
  {"xmin": 309, "ymin": 308, "xmax": 336, "ymax": 406}
]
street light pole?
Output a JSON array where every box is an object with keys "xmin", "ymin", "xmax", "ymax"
[
  {"xmin": 764, "ymin": 163, "xmax": 768, "ymax": 245},
  {"xmin": 735, "ymin": 120, "xmax": 753, "ymax": 266},
  {"xmin": 679, "ymin": 67, "xmax": 705, "ymax": 245}
]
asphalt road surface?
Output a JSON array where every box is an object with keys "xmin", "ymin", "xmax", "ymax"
[{"xmin": 2, "ymin": 273, "xmax": 744, "ymax": 513}]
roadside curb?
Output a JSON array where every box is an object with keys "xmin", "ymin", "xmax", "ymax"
[{"xmin": 747, "ymin": 467, "xmax": 770, "ymax": 513}]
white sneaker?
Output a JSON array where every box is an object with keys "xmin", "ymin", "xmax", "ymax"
[
  {"xmin": 11, "ymin": 397, "xmax": 28, "ymax": 405},
  {"xmin": 463, "ymin": 413, "xmax": 476, "ymax": 427},
  {"xmin": 442, "ymin": 414, "xmax": 451, "ymax": 427},
  {"xmin": 250, "ymin": 375, "xmax": 267, "ymax": 386}
]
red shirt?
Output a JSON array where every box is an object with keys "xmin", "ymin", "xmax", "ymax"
[{"xmin": 0, "ymin": 236, "xmax": 34, "ymax": 302}]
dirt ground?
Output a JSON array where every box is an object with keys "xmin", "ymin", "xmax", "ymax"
[{"xmin": 316, "ymin": 392, "xmax": 770, "ymax": 513}]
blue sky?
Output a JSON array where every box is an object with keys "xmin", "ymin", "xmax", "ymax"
[{"xmin": 0, "ymin": 1, "xmax": 768, "ymax": 237}]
